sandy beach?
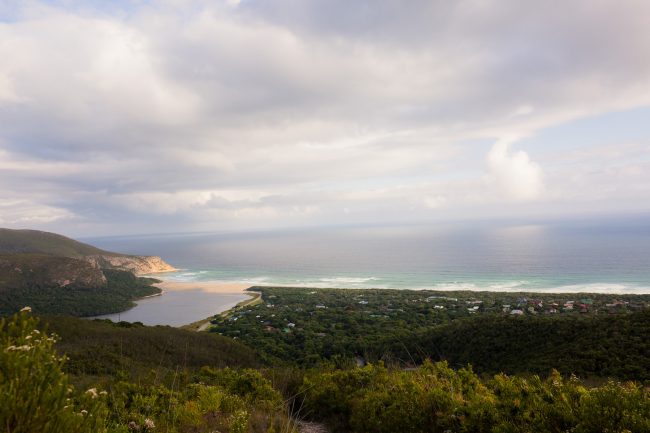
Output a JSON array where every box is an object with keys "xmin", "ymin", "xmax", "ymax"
[{"xmin": 154, "ymin": 280, "xmax": 251, "ymax": 294}]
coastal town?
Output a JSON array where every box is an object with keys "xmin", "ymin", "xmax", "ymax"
[{"xmin": 210, "ymin": 286, "xmax": 650, "ymax": 366}]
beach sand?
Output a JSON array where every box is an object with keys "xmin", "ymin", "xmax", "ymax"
[{"xmin": 154, "ymin": 280, "xmax": 251, "ymax": 294}]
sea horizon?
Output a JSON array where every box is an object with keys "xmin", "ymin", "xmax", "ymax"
[{"xmin": 87, "ymin": 219, "xmax": 650, "ymax": 295}]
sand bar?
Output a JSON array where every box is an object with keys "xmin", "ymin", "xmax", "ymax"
[{"xmin": 154, "ymin": 280, "xmax": 251, "ymax": 294}]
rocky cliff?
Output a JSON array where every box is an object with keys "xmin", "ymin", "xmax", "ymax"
[
  {"xmin": 83, "ymin": 255, "xmax": 176, "ymax": 275},
  {"xmin": 0, "ymin": 254, "xmax": 107, "ymax": 291},
  {"xmin": 0, "ymin": 228, "xmax": 176, "ymax": 276}
]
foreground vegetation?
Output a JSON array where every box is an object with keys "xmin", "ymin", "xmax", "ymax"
[
  {"xmin": 3, "ymin": 310, "xmax": 650, "ymax": 432},
  {"xmin": 301, "ymin": 362, "xmax": 650, "ymax": 433},
  {"xmin": 2, "ymin": 311, "xmax": 296, "ymax": 433}
]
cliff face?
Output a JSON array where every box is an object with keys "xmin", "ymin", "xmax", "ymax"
[
  {"xmin": 0, "ymin": 254, "xmax": 107, "ymax": 291},
  {"xmin": 83, "ymin": 255, "xmax": 176, "ymax": 275},
  {"xmin": 0, "ymin": 228, "xmax": 176, "ymax": 276}
]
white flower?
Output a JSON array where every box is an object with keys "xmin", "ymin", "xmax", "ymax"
[
  {"xmin": 20, "ymin": 306, "xmax": 32, "ymax": 313},
  {"xmin": 144, "ymin": 418, "xmax": 155, "ymax": 429},
  {"xmin": 85, "ymin": 388, "xmax": 98, "ymax": 399},
  {"xmin": 5, "ymin": 345, "xmax": 31, "ymax": 352}
]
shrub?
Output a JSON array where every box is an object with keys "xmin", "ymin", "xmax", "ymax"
[{"xmin": 0, "ymin": 308, "xmax": 108, "ymax": 433}]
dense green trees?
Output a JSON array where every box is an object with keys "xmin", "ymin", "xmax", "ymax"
[
  {"xmin": 211, "ymin": 287, "xmax": 650, "ymax": 380},
  {"xmin": 0, "ymin": 269, "xmax": 161, "ymax": 317}
]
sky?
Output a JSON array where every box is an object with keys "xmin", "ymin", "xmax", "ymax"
[{"xmin": 1, "ymin": 0, "xmax": 650, "ymax": 236}]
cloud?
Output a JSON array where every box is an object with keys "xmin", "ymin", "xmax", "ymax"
[
  {"xmin": 0, "ymin": 1, "xmax": 649, "ymax": 235},
  {"xmin": 486, "ymin": 137, "xmax": 544, "ymax": 201}
]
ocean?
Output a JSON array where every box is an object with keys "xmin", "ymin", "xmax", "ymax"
[{"xmin": 87, "ymin": 219, "xmax": 650, "ymax": 294}]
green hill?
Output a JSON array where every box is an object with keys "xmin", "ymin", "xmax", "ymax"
[
  {"xmin": 41, "ymin": 315, "xmax": 261, "ymax": 377},
  {"xmin": 0, "ymin": 228, "xmax": 175, "ymax": 317},
  {"xmin": 382, "ymin": 310, "xmax": 650, "ymax": 380},
  {"xmin": 0, "ymin": 228, "xmax": 118, "ymax": 258},
  {"xmin": 0, "ymin": 254, "xmax": 161, "ymax": 316}
]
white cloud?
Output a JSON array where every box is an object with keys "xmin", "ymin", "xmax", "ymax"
[
  {"xmin": 0, "ymin": 1, "xmax": 649, "ymax": 234},
  {"xmin": 486, "ymin": 137, "xmax": 544, "ymax": 201},
  {"xmin": 0, "ymin": 199, "xmax": 74, "ymax": 225}
]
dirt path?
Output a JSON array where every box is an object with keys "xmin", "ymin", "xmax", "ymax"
[{"xmin": 297, "ymin": 421, "xmax": 329, "ymax": 433}]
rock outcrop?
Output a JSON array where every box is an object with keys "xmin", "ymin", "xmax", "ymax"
[
  {"xmin": 0, "ymin": 254, "xmax": 107, "ymax": 290},
  {"xmin": 83, "ymin": 255, "xmax": 176, "ymax": 275}
]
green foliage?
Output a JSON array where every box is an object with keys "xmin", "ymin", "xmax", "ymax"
[
  {"xmin": 43, "ymin": 315, "xmax": 260, "ymax": 377},
  {"xmin": 0, "ymin": 264, "xmax": 161, "ymax": 317},
  {"xmin": 0, "ymin": 309, "xmax": 295, "ymax": 433},
  {"xmin": 211, "ymin": 287, "xmax": 650, "ymax": 380},
  {"xmin": 0, "ymin": 309, "xmax": 108, "ymax": 433},
  {"xmin": 300, "ymin": 361, "xmax": 650, "ymax": 433},
  {"xmin": 390, "ymin": 311, "xmax": 650, "ymax": 380},
  {"xmin": 103, "ymin": 371, "xmax": 294, "ymax": 433}
]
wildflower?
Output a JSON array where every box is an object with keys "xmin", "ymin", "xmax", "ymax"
[
  {"xmin": 5, "ymin": 345, "xmax": 31, "ymax": 352},
  {"xmin": 85, "ymin": 388, "xmax": 98, "ymax": 399},
  {"xmin": 32, "ymin": 329, "xmax": 40, "ymax": 334},
  {"xmin": 128, "ymin": 421, "xmax": 140, "ymax": 430},
  {"xmin": 99, "ymin": 391, "xmax": 108, "ymax": 396},
  {"xmin": 144, "ymin": 418, "xmax": 155, "ymax": 429},
  {"xmin": 80, "ymin": 410, "xmax": 88, "ymax": 416},
  {"xmin": 20, "ymin": 306, "xmax": 32, "ymax": 313}
]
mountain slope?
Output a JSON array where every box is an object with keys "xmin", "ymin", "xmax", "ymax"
[
  {"xmin": 0, "ymin": 228, "xmax": 175, "ymax": 274},
  {"xmin": 0, "ymin": 228, "xmax": 111, "ymax": 258},
  {"xmin": 0, "ymin": 229, "xmax": 174, "ymax": 316},
  {"xmin": 0, "ymin": 254, "xmax": 161, "ymax": 316}
]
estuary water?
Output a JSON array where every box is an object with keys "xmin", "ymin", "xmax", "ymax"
[
  {"xmin": 91, "ymin": 289, "xmax": 249, "ymax": 326},
  {"xmin": 87, "ymin": 219, "xmax": 650, "ymax": 295}
]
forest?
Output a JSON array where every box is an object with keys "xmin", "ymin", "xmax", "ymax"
[
  {"xmin": 0, "ymin": 267, "xmax": 161, "ymax": 317},
  {"xmin": 210, "ymin": 287, "xmax": 650, "ymax": 380}
]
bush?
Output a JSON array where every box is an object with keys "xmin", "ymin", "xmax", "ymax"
[
  {"xmin": 0, "ymin": 308, "xmax": 108, "ymax": 433},
  {"xmin": 300, "ymin": 361, "xmax": 650, "ymax": 433}
]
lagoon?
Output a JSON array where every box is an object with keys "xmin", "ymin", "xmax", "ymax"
[{"xmin": 92, "ymin": 288, "xmax": 249, "ymax": 327}]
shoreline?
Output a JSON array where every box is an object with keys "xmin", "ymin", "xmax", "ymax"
[
  {"xmin": 182, "ymin": 290, "xmax": 262, "ymax": 332},
  {"xmin": 153, "ymin": 280, "xmax": 251, "ymax": 294},
  {"xmin": 152, "ymin": 279, "xmax": 255, "ymax": 331}
]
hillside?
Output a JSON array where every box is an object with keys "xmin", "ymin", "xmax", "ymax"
[
  {"xmin": 0, "ymin": 253, "xmax": 107, "ymax": 290},
  {"xmin": 0, "ymin": 228, "xmax": 176, "ymax": 316},
  {"xmin": 0, "ymin": 228, "xmax": 112, "ymax": 257},
  {"xmin": 0, "ymin": 255, "xmax": 161, "ymax": 316},
  {"xmin": 380, "ymin": 310, "xmax": 650, "ymax": 380},
  {"xmin": 42, "ymin": 315, "xmax": 261, "ymax": 376},
  {"xmin": 0, "ymin": 228, "xmax": 175, "ymax": 274}
]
